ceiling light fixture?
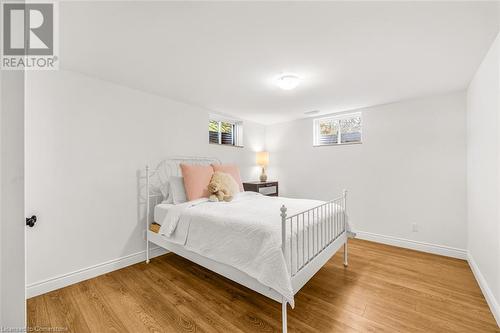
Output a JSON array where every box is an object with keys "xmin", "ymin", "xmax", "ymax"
[{"xmin": 276, "ymin": 74, "xmax": 301, "ymax": 90}]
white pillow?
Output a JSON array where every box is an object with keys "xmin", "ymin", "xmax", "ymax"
[
  {"xmin": 160, "ymin": 182, "xmax": 173, "ymax": 204},
  {"xmin": 169, "ymin": 176, "xmax": 187, "ymax": 204}
]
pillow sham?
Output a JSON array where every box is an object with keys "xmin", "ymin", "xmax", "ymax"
[
  {"xmin": 180, "ymin": 163, "xmax": 214, "ymax": 201},
  {"xmin": 168, "ymin": 176, "xmax": 188, "ymax": 204},
  {"xmin": 211, "ymin": 164, "xmax": 243, "ymax": 191},
  {"xmin": 159, "ymin": 182, "xmax": 173, "ymax": 204}
]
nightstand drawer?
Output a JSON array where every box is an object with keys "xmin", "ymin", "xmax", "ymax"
[
  {"xmin": 259, "ymin": 186, "xmax": 277, "ymax": 195},
  {"xmin": 243, "ymin": 181, "xmax": 279, "ymax": 196}
]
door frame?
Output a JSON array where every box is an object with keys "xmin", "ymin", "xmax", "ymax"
[{"xmin": 0, "ymin": 70, "xmax": 26, "ymax": 328}]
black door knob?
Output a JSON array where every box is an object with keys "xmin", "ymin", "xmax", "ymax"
[{"xmin": 26, "ymin": 215, "xmax": 37, "ymax": 227}]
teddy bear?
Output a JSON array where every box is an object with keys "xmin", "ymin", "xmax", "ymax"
[{"xmin": 207, "ymin": 171, "xmax": 239, "ymax": 202}]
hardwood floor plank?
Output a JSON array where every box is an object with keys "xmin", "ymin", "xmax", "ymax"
[
  {"xmin": 96, "ymin": 273, "xmax": 165, "ymax": 333},
  {"xmin": 115, "ymin": 266, "xmax": 198, "ymax": 332},
  {"xmin": 27, "ymin": 293, "xmax": 51, "ymax": 329},
  {"xmin": 71, "ymin": 279, "xmax": 129, "ymax": 333},
  {"xmin": 27, "ymin": 239, "xmax": 500, "ymax": 332},
  {"xmin": 41, "ymin": 288, "xmax": 92, "ymax": 333},
  {"xmin": 132, "ymin": 263, "xmax": 246, "ymax": 332}
]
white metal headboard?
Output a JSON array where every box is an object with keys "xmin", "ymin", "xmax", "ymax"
[{"xmin": 144, "ymin": 156, "xmax": 221, "ymax": 226}]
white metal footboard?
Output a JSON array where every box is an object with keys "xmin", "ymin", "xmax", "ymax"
[{"xmin": 279, "ymin": 190, "xmax": 348, "ymax": 333}]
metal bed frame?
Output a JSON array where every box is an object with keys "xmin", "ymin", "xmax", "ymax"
[{"xmin": 144, "ymin": 157, "xmax": 349, "ymax": 332}]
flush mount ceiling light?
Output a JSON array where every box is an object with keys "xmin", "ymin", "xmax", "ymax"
[{"xmin": 275, "ymin": 74, "xmax": 301, "ymax": 90}]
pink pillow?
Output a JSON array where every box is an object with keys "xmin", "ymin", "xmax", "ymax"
[
  {"xmin": 180, "ymin": 164, "xmax": 214, "ymax": 201},
  {"xmin": 211, "ymin": 164, "xmax": 243, "ymax": 191}
]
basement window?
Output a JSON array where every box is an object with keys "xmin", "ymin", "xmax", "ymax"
[
  {"xmin": 209, "ymin": 117, "xmax": 243, "ymax": 147},
  {"xmin": 313, "ymin": 112, "xmax": 362, "ymax": 146}
]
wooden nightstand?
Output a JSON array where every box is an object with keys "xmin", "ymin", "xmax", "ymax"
[{"xmin": 243, "ymin": 181, "xmax": 279, "ymax": 196}]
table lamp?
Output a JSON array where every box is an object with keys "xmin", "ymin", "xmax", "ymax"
[{"xmin": 256, "ymin": 151, "xmax": 269, "ymax": 182}]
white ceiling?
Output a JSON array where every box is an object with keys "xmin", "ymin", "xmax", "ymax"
[{"xmin": 60, "ymin": 1, "xmax": 500, "ymax": 124}]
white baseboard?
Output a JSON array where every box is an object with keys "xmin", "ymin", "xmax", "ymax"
[
  {"xmin": 355, "ymin": 230, "xmax": 468, "ymax": 259},
  {"xmin": 26, "ymin": 246, "xmax": 168, "ymax": 298},
  {"xmin": 467, "ymin": 253, "xmax": 500, "ymax": 327}
]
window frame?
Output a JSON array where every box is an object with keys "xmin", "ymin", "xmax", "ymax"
[
  {"xmin": 313, "ymin": 112, "xmax": 362, "ymax": 147},
  {"xmin": 209, "ymin": 117, "xmax": 244, "ymax": 148}
]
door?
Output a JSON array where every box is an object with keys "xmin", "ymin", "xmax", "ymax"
[{"xmin": 0, "ymin": 70, "xmax": 26, "ymax": 327}]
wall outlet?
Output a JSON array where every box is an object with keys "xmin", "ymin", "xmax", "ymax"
[{"xmin": 412, "ymin": 223, "xmax": 418, "ymax": 232}]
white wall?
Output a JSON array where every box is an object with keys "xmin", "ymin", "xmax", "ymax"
[
  {"xmin": 266, "ymin": 92, "xmax": 467, "ymax": 252},
  {"xmin": 25, "ymin": 70, "xmax": 265, "ymax": 295},
  {"xmin": 1, "ymin": 71, "xmax": 26, "ymax": 326},
  {"xmin": 466, "ymin": 31, "xmax": 500, "ymax": 324}
]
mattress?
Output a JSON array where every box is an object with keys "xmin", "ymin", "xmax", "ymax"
[
  {"xmin": 154, "ymin": 203, "xmax": 174, "ymax": 225},
  {"xmin": 154, "ymin": 202, "xmax": 192, "ymax": 244}
]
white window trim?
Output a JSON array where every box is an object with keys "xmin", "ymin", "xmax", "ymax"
[
  {"xmin": 234, "ymin": 121, "xmax": 244, "ymax": 147},
  {"xmin": 313, "ymin": 112, "xmax": 362, "ymax": 147}
]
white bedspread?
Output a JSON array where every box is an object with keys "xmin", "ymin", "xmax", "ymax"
[{"xmin": 157, "ymin": 192, "xmax": 347, "ymax": 307}]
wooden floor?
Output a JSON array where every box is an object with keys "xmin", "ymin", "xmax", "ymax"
[{"xmin": 28, "ymin": 239, "xmax": 499, "ymax": 332}]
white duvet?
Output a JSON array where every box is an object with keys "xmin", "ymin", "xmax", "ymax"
[{"xmin": 157, "ymin": 192, "xmax": 348, "ymax": 307}]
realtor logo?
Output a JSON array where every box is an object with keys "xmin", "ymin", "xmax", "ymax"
[{"xmin": 1, "ymin": 1, "xmax": 58, "ymax": 70}]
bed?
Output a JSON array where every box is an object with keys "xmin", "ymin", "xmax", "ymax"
[{"xmin": 144, "ymin": 157, "xmax": 353, "ymax": 332}]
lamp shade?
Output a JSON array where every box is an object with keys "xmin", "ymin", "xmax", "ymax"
[{"xmin": 256, "ymin": 151, "xmax": 269, "ymax": 167}]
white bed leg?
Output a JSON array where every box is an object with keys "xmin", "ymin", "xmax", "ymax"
[
  {"xmin": 145, "ymin": 164, "xmax": 151, "ymax": 264},
  {"xmin": 282, "ymin": 298, "xmax": 287, "ymax": 333},
  {"xmin": 343, "ymin": 240, "xmax": 348, "ymax": 267}
]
